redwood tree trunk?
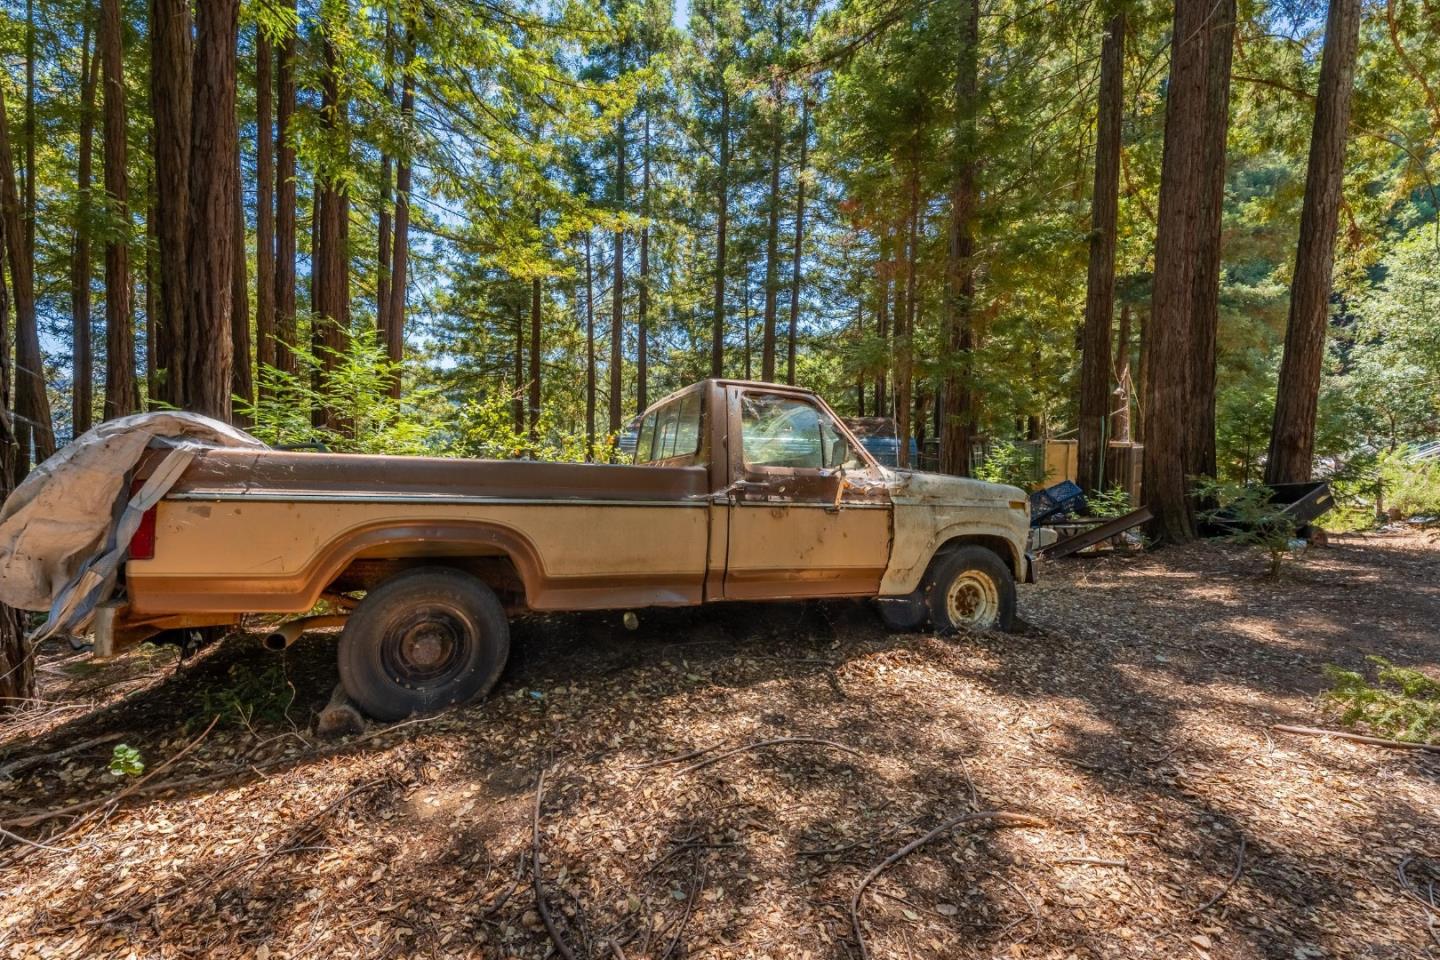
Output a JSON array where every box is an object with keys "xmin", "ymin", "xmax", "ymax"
[
  {"xmin": 760, "ymin": 68, "xmax": 783, "ymax": 383},
  {"xmin": 940, "ymin": 0, "xmax": 980, "ymax": 478},
  {"xmin": 584, "ymin": 231, "xmax": 595, "ymax": 459},
  {"xmin": 875, "ymin": 229, "xmax": 890, "ymax": 418},
  {"xmin": 313, "ymin": 34, "xmax": 350, "ymax": 426},
  {"xmin": 1265, "ymin": 0, "xmax": 1361, "ymax": 484},
  {"xmin": 1187, "ymin": 0, "xmax": 1234, "ymax": 483},
  {"xmin": 101, "ymin": 0, "xmax": 136, "ymax": 420},
  {"xmin": 0, "ymin": 260, "xmax": 29, "ymax": 708},
  {"xmin": 255, "ymin": 30, "xmax": 276, "ymax": 380},
  {"xmin": 786, "ymin": 90, "xmax": 809, "ymax": 387},
  {"xmin": 230, "ymin": 160, "xmax": 252, "ymax": 420},
  {"xmin": 375, "ymin": 19, "xmax": 394, "ymax": 350},
  {"xmin": 72, "ymin": 18, "xmax": 99, "ymax": 435},
  {"xmin": 637, "ymin": 105, "xmax": 650, "ymax": 414},
  {"xmin": 1077, "ymin": 12, "xmax": 1124, "ymax": 493},
  {"xmin": 1143, "ymin": 0, "xmax": 1212, "ymax": 544},
  {"xmin": 274, "ymin": 8, "xmax": 298, "ymax": 376},
  {"xmin": 1113, "ymin": 302, "xmax": 1132, "ymax": 443},
  {"xmin": 711, "ymin": 86, "xmax": 729, "ymax": 378},
  {"xmin": 384, "ymin": 30, "xmax": 414, "ymax": 399},
  {"xmin": 151, "ymin": 0, "xmax": 192, "ymax": 406},
  {"xmin": 528, "ymin": 277, "xmax": 541, "ymax": 443},
  {"xmin": 0, "ymin": 71, "xmax": 53, "ymax": 467},
  {"xmin": 896, "ymin": 167, "xmax": 920, "ymax": 469},
  {"xmin": 182, "ymin": 0, "xmax": 239, "ymax": 420},
  {"xmin": 610, "ymin": 120, "xmax": 626, "ymax": 438}
]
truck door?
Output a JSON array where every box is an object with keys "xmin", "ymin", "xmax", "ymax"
[{"xmin": 722, "ymin": 387, "xmax": 891, "ymax": 599}]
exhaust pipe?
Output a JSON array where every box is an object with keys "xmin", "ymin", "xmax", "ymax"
[{"xmin": 262, "ymin": 614, "xmax": 350, "ymax": 652}]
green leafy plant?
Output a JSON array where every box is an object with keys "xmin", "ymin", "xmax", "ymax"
[
  {"xmin": 1087, "ymin": 485, "xmax": 1133, "ymax": 519},
  {"xmin": 196, "ymin": 661, "xmax": 297, "ymax": 731},
  {"xmin": 108, "ymin": 744, "xmax": 144, "ymax": 778},
  {"xmin": 974, "ymin": 440, "xmax": 1041, "ymax": 488},
  {"xmin": 1324, "ymin": 656, "xmax": 1440, "ymax": 744},
  {"xmin": 1192, "ymin": 477, "xmax": 1301, "ymax": 577}
]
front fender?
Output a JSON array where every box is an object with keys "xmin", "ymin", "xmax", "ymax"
[{"xmin": 880, "ymin": 504, "xmax": 1028, "ymax": 595}]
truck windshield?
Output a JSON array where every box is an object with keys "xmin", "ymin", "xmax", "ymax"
[{"xmin": 741, "ymin": 393, "xmax": 865, "ymax": 470}]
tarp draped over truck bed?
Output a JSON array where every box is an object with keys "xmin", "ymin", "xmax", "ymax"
[{"xmin": 0, "ymin": 412, "xmax": 266, "ymax": 641}]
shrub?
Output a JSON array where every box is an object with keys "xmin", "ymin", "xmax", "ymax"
[
  {"xmin": 1192, "ymin": 477, "xmax": 1302, "ymax": 577},
  {"xmin": 108, "ymin": 744, "xmax": 144, "ymax": 777},
  {"xmin": 975, "ymin": 440, "xmax": 1040, "ymax": 488},
  {"xmin": 1324, "ymin": 656, "xmax": 1440, "ymax": 744}
]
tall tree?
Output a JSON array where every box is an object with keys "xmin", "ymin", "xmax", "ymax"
[
  {"xmin": 313, "ymin": 29, "xmax": 350, "ymax": 426},
  {"xmin": 760, "ymin": 30, "xmax": 784, "ymax": 383},
  {"xmin": 610, "ymin": 120, "xmax": 626, "ymax": 436},
  {"xmin": 101, "ymin": 0, "xmax": 136, "ymax": 420},
  {"xmin": 637, "ymin": 101, "xmax": 651, "ymax": 413},
  {"xmin": 255, "ymin": 29, "xmax": 276, "ymax": 379},
  {"xmin": 182, "ymin": 0, "xmax": 239, "ymax": 420},
  {"xmin": 72, "ymin": 13, "xmax": 100, "ymax": 435},
  {"xmin": 1265, "ymin": 0, "xmax": 1362, "ymax": 484},
  {"xmin": 152, "ymin": 0, "xmax": 192, "ymax": 405},
  {"xmin": 1186, "ymin": 0, "xmax": 1234, "ymax": 483},
  {"xmin": 376, "ymin": 19, "xmax": 394, "ymax": 352},
  {"xmin": 785, "ymin": 85, "xmax": 809, "ymax": 386},
  {"xmin": 1076, "ymin": 11, "xmax": 1125, "ymax": 493},
  {"xmin": 385, "ymin": 25, "xmax": 415, "ymax": 398},
  {"xmin": 1142, "ymin": 0, "xmax": 1212, "ymax": 543},
  {"xmin": 0, "ymin": 228, "xmax": 30, "ymax": 709},
  {"xmin": 529, "ymin": 277, "xmax": 542, "ymax": 442},
  {"xmin": 0, "ymin": 73, "xmax": 53, "ymax": 468},
  {"xmin": 584, "ymin": 230, "xmax": 596, "ymax": 458},
  {"xmin": 711, "ymin": 83, "xmax": 730, "ymax": 377},
  {"xmin": 273, "ymin": 5, "xmax": 298, "ymax": 376},
  {"xmin": 230, "ymin": 160, "xmax": 252, "ymax": 417},
  {"xmin": 940, "ymin": 0, "xmax": 980, "ymax": 477}
]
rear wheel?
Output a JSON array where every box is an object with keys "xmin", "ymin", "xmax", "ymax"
[
  {"xmin": 338, "ymin": 567, "xmax": 510, "ymax": 721},
  {"xmin": 926, "ymin": 546, "xmax": 1016, "ymax": 634}
]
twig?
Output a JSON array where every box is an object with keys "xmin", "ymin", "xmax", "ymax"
[
  {"xmin": 1190, "ymin": 835, "xmax": 1246, "ymax": 916},
  {"xmin": 531, "ymin": 766, "xmax": 576, "ymax": 960},
  {"xmin": 661, "ymin": 852, "xmax": 705, "ymax": 960},
  {"xmin": 0, "ymin": 732, "xmax": 125, "ymax": 780},
  {"xmin": 666, "ymin": 737, "xmax": 861, "ymax": 776},
  {"xmin": 1271, "ymin": 724, "xmax": 1440, "ymax": 754},
  {"xmin": 1052, "ymin": 857, "xmax": 1127, "ymax": 868},
  {"xmin": 849, "ymin": 811, "xmax": 1048, "ymax": 960}
]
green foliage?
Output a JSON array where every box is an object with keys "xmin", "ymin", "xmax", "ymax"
[
  {"xmin": 1087, "ymin": 486, "xmax": 1133, "ymax": 520},
  {"xmin": 1324, "ymin": 656, "xmax": 1440, "ymax": 745},
  {"xmin": 1192, "ymin": 477, "xmax": 1302, "ymax": 578},
  {"xmin": 196, "ymin": 660, "xmax": 297, "ymax": 731},
  {"xmin": 973, "ymin": 440, "xmax": 1039, "ymax": 489},
  {"xmin": 107, "ymin": 744, "xmax": 144, "ymax": 778}
]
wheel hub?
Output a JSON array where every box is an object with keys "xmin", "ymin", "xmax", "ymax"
[
  {"xmin": 382, "ymin": 606, "xmax": 470, "ymax": 688},
  {"xmin": 945, "ymin": 570, "xmax": 1000, "ymax": 627}
]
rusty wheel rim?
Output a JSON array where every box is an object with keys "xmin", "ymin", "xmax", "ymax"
[
  {"xmin": 380, "ymin": 604, "xmax": 472, "ymax": 690},
  {"xmin": 944, "ymin": 570, "xmax": 1000, "ymax": 627}
]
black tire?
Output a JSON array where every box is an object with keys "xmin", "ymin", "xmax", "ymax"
[
  {"xmin": 875, "ymin": 593, "xmax": 928, "ymax": 632},
  {"xmin": 338, "ymin": 567, "xmax": 510, "ymax": 721},
  {"xmin": 925, "ymin": 545, "xmax": 1016, "ymax": 635}
]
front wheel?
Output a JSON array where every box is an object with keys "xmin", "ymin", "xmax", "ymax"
[
  {"xmin": 925, "ymin": 546, "xmax": 1016, "ymax": 634},
  {"xmin": 339, "ymin": 567, "xmax": 510, "ymax": 721}
]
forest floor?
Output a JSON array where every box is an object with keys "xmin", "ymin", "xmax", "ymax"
[{"xmin": 1, "ymin": 530, "xmax": 1438, "ymax": 960}]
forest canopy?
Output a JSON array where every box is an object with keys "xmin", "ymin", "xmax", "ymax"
[{"xmin": 0, "ymin": 0, "xmax": 1436, "ymax": 519}]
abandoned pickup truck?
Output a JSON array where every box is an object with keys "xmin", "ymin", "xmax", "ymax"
[{"xmin": 5, "ymin": 380, "xmax": 1033, "ymax": 720}]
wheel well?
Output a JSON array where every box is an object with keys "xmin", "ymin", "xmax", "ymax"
[
  {"xmin": 930, "ymin": 535, "xmax": 1018, "ymax": 579},
  {"xmin": 325, "ymin": 554, "xmax": 529, "ymax": 611}
]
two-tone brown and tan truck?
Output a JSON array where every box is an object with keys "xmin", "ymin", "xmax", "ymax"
[{"xmin": 108, "ymin": 379, "xmax": 1034, "ymax": 719}]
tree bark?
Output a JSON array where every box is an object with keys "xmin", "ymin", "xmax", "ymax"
[
  {"xmin": 584, "ymin": 231, "xmax": 595, "ymax": 459},
  {"xmin": 151, "ymin": 0, "xmax": 192, "ymax": 406},
  {"xmin": 384, "ymin": 28, "xmax": 414, "ymax": 399},
  {"xmin": 312, "ymin": 34, "xmax": 349, "ymax": 428},
  {"xmin": 1143, "ymin": 0, "xmax": 1211, "ymax": 544},
  {"xmin": 786, "ymin": 89, "xmax": 809, "ymax": 386},
  {"xmin": 0, "ymin": 67, "xmax": 54, "ymax": 468},
  {"xmin": 512, "ymin": 301, "xmax": 524, "ymax": 432},
  {"xmin": 637, "ymin": 104, "xmax": 651, "ymax": 414},
  {"xmin": 182, "ymin": 0, "xmax": 239, "ymax": 421},
  {"xmin": 101, "ymin": 0, "xmax": 136, "ymax": 420},
  {"xmin": 376, "ymin": 19, "xmax": 394, "ymax": 352},
  {"xmin": 1187, "ymin": 0, "xmax": 1234, "ymax": 484},
  {"xmin": 610, "ymin": 120, "xmax": 626, "ymax": 438},
  {"xmin": 23, "ymin": 0, "xmax": 35, "ymax": 258},
  {"xmin": 1077, "ymin": 11, "xmax": 1124, "ymax": 493},
  {"xmin": 761, "ymin": 60, "xmax": 784, "ymax": 383},
  {"xmin": 528, "ymin": 277, "xmax": 541, "ymax": 443},
  {"xmin": 940, "ymin": 0, "xmax": 980, "ymax": 478},
  {"xmin": 230, "ymin": 156, "xmax": 252, "ymax": 421},
  {"xmin": 72, "ymin": 15, "xmax": 99, "ymax": 435},
  {"xmin": 274, "ymin": 6, "xmax": 298, "ymax": 376},
  {"xmin": 1113, "ymin": 301, "xmax": 1132, "ymax": 443},
  {"xmin": 896, "ymin": 166, "xmax": 920, "ymax": 469},
  {"xmin": 1265, "ymin": 0, "xmax": 1361, "ymax": 485},
  {"xmin": 255, "ymin": 30, "xmax": 276, "ymax": 381},
  {"xmin": 0, "ymin": 233, "xmax": 27, "ymax": 709},
  {"xmin": 711, "ymin": 84, "xmax": 729, "ymax": 378},
  {"xmin": 875, "ymin": 228, "xmax": 890, "ymax": 418}
]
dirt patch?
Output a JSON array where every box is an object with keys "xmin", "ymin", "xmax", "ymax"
[{"xmin": 0, "ymin": 532, "xmax": 1437, "ymax": 958}]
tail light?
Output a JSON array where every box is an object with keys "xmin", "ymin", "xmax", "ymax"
[{"xmin": 129, "ymin": 505, "xmax": 158, "ymax": 560}]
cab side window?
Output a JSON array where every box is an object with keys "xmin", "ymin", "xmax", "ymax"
[
  {"xmin": 634, "ymin": 412, "xmax": 658, "ymax": 464},
  {"xmin": 633, "ymin": 392, "xmax": 705, "ymax": 466}
]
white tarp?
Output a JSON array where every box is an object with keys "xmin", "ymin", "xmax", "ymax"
[{"xmin": 0, "ymin": 412, "xmax": 266, "ymax": 640}]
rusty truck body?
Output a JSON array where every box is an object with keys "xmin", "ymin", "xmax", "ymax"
[{"xmin": 108, "ymin": 380, "xmax": 1033, "ymax": 719}]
